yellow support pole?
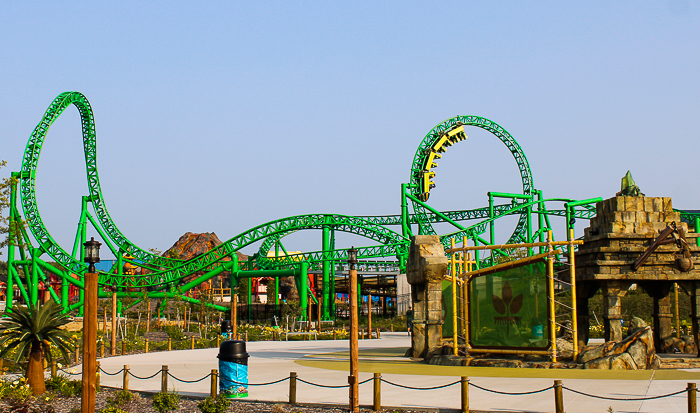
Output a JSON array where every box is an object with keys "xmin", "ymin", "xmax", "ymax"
[
  {"xmin": 547, "ymin": 230, "xmax": 557, "ymax": 363},
  {"xmin": 463, "ymin": 238, "xmax": 470, "ymax": 352},
  {"xmin": 451, "ymin": 238, "xmax": 458, "ymax": 356},
  {"xmin": 568, "ymin": 228, "xmax": 579, "ymax": 360}
]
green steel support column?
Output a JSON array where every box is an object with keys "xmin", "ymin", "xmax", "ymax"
[
  {"xmin": 5, "ymin": 173, "xmax": 18, "ymax": 313},
  {"xmin": 400, "ymin": 183, "xmax": 412, "ymax": 238},
  {"xmin": 299, "ymin": 262, "xmax": 309, "ymax": 321},
  {"xmin": 488, "ymin": 193, "xmax": 495, "ymax": 261},
  {"xmin": 322, "ymin": 225, "xmax": 331, "ymax": 320},
  {"xmin": 10, "ymin": 266, "xmax": 29, "ymax": 306},
  {"xmin": 30, "ymin": 248, "xmax": 39, "ymax": 308},
  {"xmin": 526, "ymin": 204, "xmax": 533, "ymax": 254},
  {"xmin": 696, "ymin": 218, "xmax": 700, "ymax": 246},
  {"xmin": 60, "ymin": 276, "xmax": 69, "ymax": 312},
  {"xmin": 330, "ymin": 229, "xmax": 336, "ymax": 319},
  {"xmin": 230, "ymin": 253, "xmax": 239, "ymax": 321},
  {"xmin": 71, "ymin": 197, "xmax": 89, "ymax": 259},
  {"xmin": 537, "ymin": 191, "xmax": 545, "ymax": 253},
  {"xmin": 78, "ymin": 200, "xmax": 87, "ymax": 317},
  {"xmin": 274, "ymin": 243, "xmax": 280, "ymax": 317}
]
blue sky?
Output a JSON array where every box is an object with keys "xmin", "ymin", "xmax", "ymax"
[{"xmin": 2, "ymin": 1, "xmax": 699, "ymax": 258}]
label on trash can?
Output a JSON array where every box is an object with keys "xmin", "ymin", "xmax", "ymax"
[{"xmin": 219, "ymin": 360, "xmax": 248, "ymax": 398}]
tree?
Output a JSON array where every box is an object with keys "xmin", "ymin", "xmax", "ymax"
[
  {"xmin": 0, "ymin": 160, "xmax": 12, "ymax": 254},
  {"xmin": 0, "ymin": 299, "xmax": 73, "ymax": 394}
]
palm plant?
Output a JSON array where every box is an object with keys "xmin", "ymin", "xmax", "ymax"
[{"xmin": 0, "ymin": 299, "xmax": 73, "ymax": 395}]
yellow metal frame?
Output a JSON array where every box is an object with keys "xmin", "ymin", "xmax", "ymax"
[{"xmin": 446, "ymin": 233, "xmax": 583, "ymax": 363}]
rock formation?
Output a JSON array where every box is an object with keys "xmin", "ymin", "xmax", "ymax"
[{"xmin": 577, "ymin": 317, "xmax": 660, "ymax": 369}]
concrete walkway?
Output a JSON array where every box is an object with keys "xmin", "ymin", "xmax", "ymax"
[{"xmin": 92, "ymin": 333, "xmax": 700, "ymax": 412}]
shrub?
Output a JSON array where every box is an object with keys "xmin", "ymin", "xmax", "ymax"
[
  {"xmin": 106, "ymin": 389, "xmax": 134, "ymax": 407},
  {"xmin": 98, "ymin": 407, "xmax": 128, "ymax": 413},
  {"xmin": 152, "ymin": 391, "xmax": 180, "ymax": 413},
  {"xmin": 45, "ymin": 374, "xmax": 81, "ymax": 397},
  {"xmin": 197, "ymin": 395, "xmax": 230, "ymax": 413},
  {"xmin": 0, "ymin": 376, "xmax": 33, "ymax": 403}
]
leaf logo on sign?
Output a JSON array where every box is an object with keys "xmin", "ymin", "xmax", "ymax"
[{"xmin": 492, "ymin": 281, "xmax": 523, "ymax": 334}]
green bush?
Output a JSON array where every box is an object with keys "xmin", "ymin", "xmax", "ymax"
[
  {"xmin": 163, "ymin": 325, "xmax": 186, "ymax": 340},
  {"xmin": 197, "ymin": 395, "xmax": 230, "ymax": 413},
  {"xmin": 152, "ymin": 391, "xmax": 180, "ymax": 413},
  {"xmin": 98, "ymin": 406, "xmax": 128, "ymax": 413},
  {"xmin": 106, "ymin": 389, "xmax": 134, "ymax": 407},
  {"xmin": 0, "ymin": 377, "xmax": 33, "ymax": 403},
  {"xmin": 46, "ymin": 374, "xmax": 82, "ymax": 397}
]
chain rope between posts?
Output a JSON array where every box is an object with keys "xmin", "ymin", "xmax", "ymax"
[
  {"xmin": 219, "ymin": 376, "xmax": 290, "ymax": 386},
  {"xmin": 381, "ymin": 378, "xmax": 460, "ymax": 390},
  {"xmin": 296, "ymin": 377, "xmax": 373, "ymax": 388},
  {"xmin": 168, "ymin": 371, "xmax": 211, "ymax": 383},
  {"xmin": 57, "ymin": 368, "xmax": 81, "ymax": 376},
  {"xmin": 563, "ymin": 386, "xmax": 688, "ymax": 401},
  {"xmin": 127, "ymin": 370, "xmax": 162, "ymax": 380},
  {"xmin": 469, "ymin": 382, "xmax": 553, "ymax": 395},
  {"xmin": 98, "ymin": 367, "xmax": 124, "ymax": 376}
]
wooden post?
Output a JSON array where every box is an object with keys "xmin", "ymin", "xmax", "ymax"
[
  {"xmin": 245, "ymin": 331, "xmax": 248, "ymax": 342},
  {"xmin": 373, "ymin": 373, "xmax": 381, "ymax": 411},
  {"xmin": 146, "ymin": 300, "xmax": 151, "ymax": 333},
  {"xmin": 349, "ymin": 255, "xmax": 359, "ymax": 412},
  {"xmin": 191, "ymin": 336, "xmax": 195, "ymax": 349},
  {"xmin": 333, "ymin": 330, "xmax": 337, "ymax": 340},
  {"xmin": 689, "ymin": 382, "xmax": 697, "ymax": 413},
  {"xmin": 51, "ymin": 361, "xmax": 57, "ymax": 377},
  {"xmin": 216, "ymin": 336, "xmax": 220, "ymax": 347},
  {"xmin": 100, "ymin": 342, "xmax": 105, "ymax": 358},
  {"xmin": 391, "ymin": 324, "xmax": 393, "ymax": 332},
  {"xmin": 461, "ymin": 376, "xmax": 469, "ymax": 413},
  {"xmin": 161, "ymin": 365, "xmax": 168, "ymax": 393},
  {"xmin": 377, "ymin": 328, "xmax": 380, "ymax": 339},
  {"xmin": 289, "ymin": 372, "xmax": 297, "ymax": 405},
  {"xmin": 75, "ymin": 343, "xmax": 80, "ymax": 364},
  {"xmin": 111, "ymin": 290, "xmax": 117, "ymax": 356},
  {"xmin": 145, "ymin": 339, "xmax": 149, "ymax": 353},
  {"xmin": 168, "ymin": 338, "xmax": 172, "ymax": 351},
  {"xmin": 554, "ymin": 380, "xmax": 564, "ymax": 413},
  {"xmin": 95, "ymin": 361, "xmax": 100, "ymax": 390},
  {"xmin": 81, "ymin": 271, "xmax": 98, "ymax": 413},
  {"xmin": 210, "ymin": 369, "xmax": 218, "ymax": 398},
  {"xmin": 123, "ymin": 365, "xmax": 129, "ymax": 391}
]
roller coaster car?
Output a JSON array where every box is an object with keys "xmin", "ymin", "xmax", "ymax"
[{"xmin": 419, "ymin": 126, "xmax": 467, "ymax": 202}]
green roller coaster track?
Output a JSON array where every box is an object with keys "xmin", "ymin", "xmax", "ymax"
[{"xmin": 6, "ymin": 91, "xmax": 615, "ymax": 321}]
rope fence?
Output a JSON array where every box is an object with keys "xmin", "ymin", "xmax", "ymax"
[{"xmin": 52, "ymin": 363, "xmax": 697, "ymax": 413}]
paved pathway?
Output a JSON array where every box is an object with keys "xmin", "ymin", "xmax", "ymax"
[{"xmin": 92, "ymin": 333, "xmax": 700, "ymax": 412}]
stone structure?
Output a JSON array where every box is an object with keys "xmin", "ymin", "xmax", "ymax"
[
  {"xmin": 575, "ymin": 196, "xmax": 700, "ymax": 354},
  {"xmin": 578, "ymin": 317, "xmax": 659, "ymax": 370},
  {"xmin": 406, "ymin": 235, "xmax": 448, "ymax": 359}
]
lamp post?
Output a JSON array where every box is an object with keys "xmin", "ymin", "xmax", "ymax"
[
  {"xmin": 82, "ymin": 237, "xmax": 101, "ymax": 413},
  {"xmin": 347, "ymin": 247, "xmax": 359, "ymax": 412}
]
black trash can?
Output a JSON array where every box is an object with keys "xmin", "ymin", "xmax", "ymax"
[
  {"xmin": 218, "ymin": 340, "xmax": 249, "ymax": 398},
  {"xmin": 221, "ymin": 320, "xmax": 232, "ymax": 338}
]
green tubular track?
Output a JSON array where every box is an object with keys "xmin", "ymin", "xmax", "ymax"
[
  {"xmin": 409, "ymin": 116, "xmax": 535, "ymax": 244},
  {"xmin": 20, "ymin": 92, "xmax": 181, "ymax": 277},
  {"xmin": 8, "ymin": 91, "xmax": 604, "ymax": 316}
]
